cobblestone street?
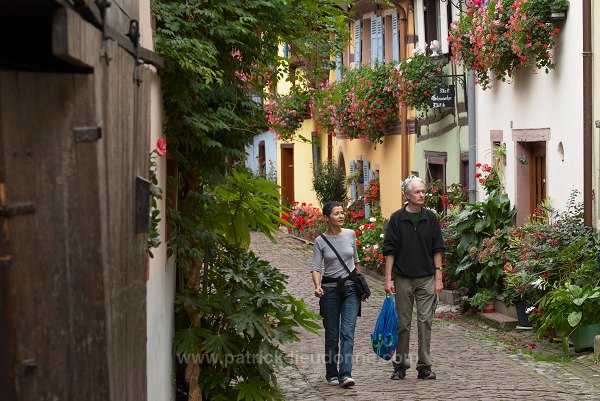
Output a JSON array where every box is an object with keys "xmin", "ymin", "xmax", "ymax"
[{"xmin": 250, "ymin": 230, "xmax": 600, "ymax": 401}]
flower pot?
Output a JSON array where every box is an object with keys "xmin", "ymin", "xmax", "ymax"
[
  {"xmin": 546, "ymin": 11, "xmax": 566, "ymax": 22},
  {"xmin": 482, "ymin": 300, "xmax": 495, "ymax": 313},
  {"xmin": 572, "ymin": 323, "xmax": 600, "ymax": 352},
  {"xmin": 515, "ymin": 301, "xmax": 533, "ymax": 328}
]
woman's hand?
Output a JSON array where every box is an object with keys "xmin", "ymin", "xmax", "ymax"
[{"xmin": 314, "ymin": 285, "xmax": 324, "ymax": 298}]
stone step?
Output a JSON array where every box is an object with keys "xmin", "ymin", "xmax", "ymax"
[{"xmin": 478, "ymin": 311, "xmax": 518, "ymax": 330}]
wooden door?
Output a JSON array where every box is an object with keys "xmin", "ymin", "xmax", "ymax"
[
  {"xmin": 529, "ymin": 142, "xmax": 546, "ymax": 212},
  {"xmin": 281, "ymin": 146, "xmax": 295, "ymax": 204},
  {"xmin": 0, "ymin": 6, "xmax": 150, "ymax": 401}
]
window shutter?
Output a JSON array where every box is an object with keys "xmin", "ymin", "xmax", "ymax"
[
  {"xmin": 392, "ymin": 11, "xmax": 400, "ymax": 62},
  {"xmin": 371, "ymin": 16, "xmax": 384, "ymax": 67},
  {"xmin": 371, "ymin": 16, "xmax": 377, "ymax": 67},
  {"xmin": 377, "ymin": 16, "xmax": 384, "ymax": 63},
  {"xmin": 349, "ymin": 160, "xmax": 357, "ymax": 201},
  {"xmin": 363, "ymin": 160, "xmax": 371, "ymax": 218},
  {"xmin": 354, "ymin": 20, "xmax": 362, "ymax": 67}
]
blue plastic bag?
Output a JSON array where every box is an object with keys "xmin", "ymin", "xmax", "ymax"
[{"xmin": 370, "ymin": 295, "xmax": 398, "ymax": 360}]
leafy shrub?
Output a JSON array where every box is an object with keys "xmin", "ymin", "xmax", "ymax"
[
  {"xmin": 174, "ymin": 246, "xmax": 321, "ymax": 401},
  {"xmin": 467, "ymin": 288, "xmax": 496, "ymax": 310},
  {"xmin": 312, "ymin": 160, "xmax": 347, "ymax": 207}
]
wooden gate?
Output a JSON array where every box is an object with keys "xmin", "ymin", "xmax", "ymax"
[{"xmin": 0, "ymin": 2, "xmax": 162, "ymax": 400}]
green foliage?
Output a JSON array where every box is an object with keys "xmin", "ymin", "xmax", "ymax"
[
  {"xmin": 531, "ymin": 282, "xmax": 600, "ymax": 353},
  {"xmin": 501, "ymin": 191, "xmax": 598, "ymax": 307},
  {"xmin": 312, "ymin": 160, "xmax": 347, "ymax": 207},
  {"xmin": 152, "ymin": 1, "xmax": 349, "ymax": 398},
  {"xmin": 467, "ymin": 288, "xmax": 496, "ymax": 310},
  {"xmin": 212, "ymin": 170, "xmax": 289, "ymax": 248},
  {"xmin": 148, "ymin": 150, "xmax": 163, "ymax": 256},
  {"xmin": 153, "ymin": 0, "xmax": 347, "ymax": 180},
  {"xmin": 453, "ymin": 192, "xmax": 516, "ymax": 291},
  {"xmin": 174, "ymin": 246, "xmax": 321, "ymax": 400}
]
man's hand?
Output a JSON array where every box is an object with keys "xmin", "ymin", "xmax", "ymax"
[
  {"xmin": 384, "ymin": 278, "xmax": 395, "ymax": 295},
  {"xmin": 435, "ymin": 270, "xmax": 443, "ymax": 295},
  {"xmin": 314, "ymin": 286, "xmax": 324, "ymax": 298}
]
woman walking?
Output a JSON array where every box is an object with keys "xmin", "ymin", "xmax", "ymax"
[{"xmin": 311, "ymin": 201, "xmax": 361, "ymax": 387}]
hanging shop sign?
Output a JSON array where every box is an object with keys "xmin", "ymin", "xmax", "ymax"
[{"xmin": 428, "ymin": 85, "xmax": 455, "ymax": 108}]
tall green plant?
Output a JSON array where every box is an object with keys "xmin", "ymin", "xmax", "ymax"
[
  {"xmin": 453, "ymin": 193, "xmax": 516, "ymax": 291},
  {"xmin": 312, "ymin": 160, "xmax": 347, "ymax": 206},
  {"xmin": 152, "ymin": 1, "xmax": 348, "ymax": 399},
  {"xmin": 175, "ymin": 246, "xmax": 320, "ymax": 401}
]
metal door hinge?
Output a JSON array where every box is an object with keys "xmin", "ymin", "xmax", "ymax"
[{"xmin": 0, "ymin": 202, "xmax": 35, "ymax": 218}]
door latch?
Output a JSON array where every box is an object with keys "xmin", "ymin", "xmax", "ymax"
[{"xmin": 0, "ymin": 202, "xmax": 35, "ymax": 218}]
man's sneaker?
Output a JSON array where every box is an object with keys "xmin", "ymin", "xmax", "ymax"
[
  {"xmin": 339, "ymin": 377, "xmax": 355, "ymax": 387},
  {"xmin": 390, "ymin": 366, "xmax": 406, "ymax": 380},
  {"xmin": 327, "ymin": 377, "xmax": 339, "ymax": 386},
  {"xmin": 417, "ymin": 367, "xmax": 436, "ymax": 380}
]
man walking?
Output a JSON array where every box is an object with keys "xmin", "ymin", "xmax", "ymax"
[{"xmin": 382, "ymin": 176, "xmax": 445, "ymax": 380}]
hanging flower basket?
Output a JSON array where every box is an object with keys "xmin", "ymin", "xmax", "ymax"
[
  {"xmin": 391, "ymin": 50, "xmax": 443, "ymax": 114},
  {"xmin": 321, "ymin": 62, "xmax": 399, "ymax": 146},
  {"xmin": 265, "ymin": 90, "xmax": 309, "ymax": 141},
  {"xmin": 448, "ymin": 0, "xmax": 564, "ymax": 90}
]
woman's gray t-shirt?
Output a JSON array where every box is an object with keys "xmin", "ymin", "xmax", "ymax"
[{"xmin": 312, "ymin": 228, "xmax": 359, "ymax": 287}]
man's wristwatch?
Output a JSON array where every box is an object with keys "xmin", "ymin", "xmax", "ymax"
[{"xmin": 435, "ymin": 267, "xmax": 442, "ymax": 271}]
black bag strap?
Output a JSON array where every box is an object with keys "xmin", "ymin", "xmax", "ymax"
[{"xmin": 319, "ymin": 234, "xmax": 355, "ymax": 278}]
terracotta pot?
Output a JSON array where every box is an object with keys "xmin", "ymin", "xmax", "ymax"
[{"xmin": 482, "ymin": 300, "xmax": 495, "ymax": 313}]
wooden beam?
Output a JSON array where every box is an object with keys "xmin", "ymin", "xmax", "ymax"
[
  {"xmin": 53, "ymin": 7, "xmax": 165, "ymax": 70},
  {"xmin": 52, "ymin": 7, "xmax": 100, "ymax": 69},
  {"xmin": 55, "ymin": 0, "xmax": 102, "ymax": 28}
]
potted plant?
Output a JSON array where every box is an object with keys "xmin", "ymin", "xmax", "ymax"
[
  {"xmin": 467, "ymin": 288, "xmax": 497, "ymax": 313},
  {"xmin": 524, "ymin": 0, "xmax": 569, "ymax": 22},
  {"xmin": 530, "ymin": 281, "xmax": 600, "ymax": 353}
]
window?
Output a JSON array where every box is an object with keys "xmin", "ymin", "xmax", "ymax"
[
  {"xmin": 258, "ymin": 141, "xmax": 266, "ymax": 178},
  {"xmin": 424, "ymin": 0, "xmax": 439, "ymax": 45},
  {"xmin": 425, "ymin": 150, "xmax": 447, "ymax": 212}
]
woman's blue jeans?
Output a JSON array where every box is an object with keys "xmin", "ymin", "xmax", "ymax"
[{"xmin": 319, "ymin": 284, "xmax": 360, "ymax": 381}]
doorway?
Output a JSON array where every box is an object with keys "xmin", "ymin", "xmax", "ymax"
[
  {"xmin": 515, "ymin": 141, "xmax": 546, "ymax": 225},
  {"xmin": 281, "ymin": 145, "xmax": 295, "ymax": 205}
]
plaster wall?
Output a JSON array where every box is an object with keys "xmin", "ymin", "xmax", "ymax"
[
  {"xmin": 140, "ymin": 2, "xmax": 176, "ymax": 400},
  {"xmin": 475, "ymin": 3, "xmax": 584, "ymax": 214},
  {"xmin": 246, "ymin": 131, "xmax": 278, "ymax": 179},
  {"xmin": 277, "ymin": 119, "xmax": 321, "ymax": 207}
]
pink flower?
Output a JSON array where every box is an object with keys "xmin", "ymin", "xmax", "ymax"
[{"xmin": 156, "ymin": 137, "xmax": 167, "ymax": 157}]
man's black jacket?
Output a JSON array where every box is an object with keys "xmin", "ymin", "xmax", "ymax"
[{"xmin": 382, "ymin": 207, "xmax": 445, "ymax": 277}]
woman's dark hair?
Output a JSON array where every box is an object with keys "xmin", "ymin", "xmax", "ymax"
[{"xmin": 323, "ymin": 200, "xmax": 343, "ymax": 217}]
